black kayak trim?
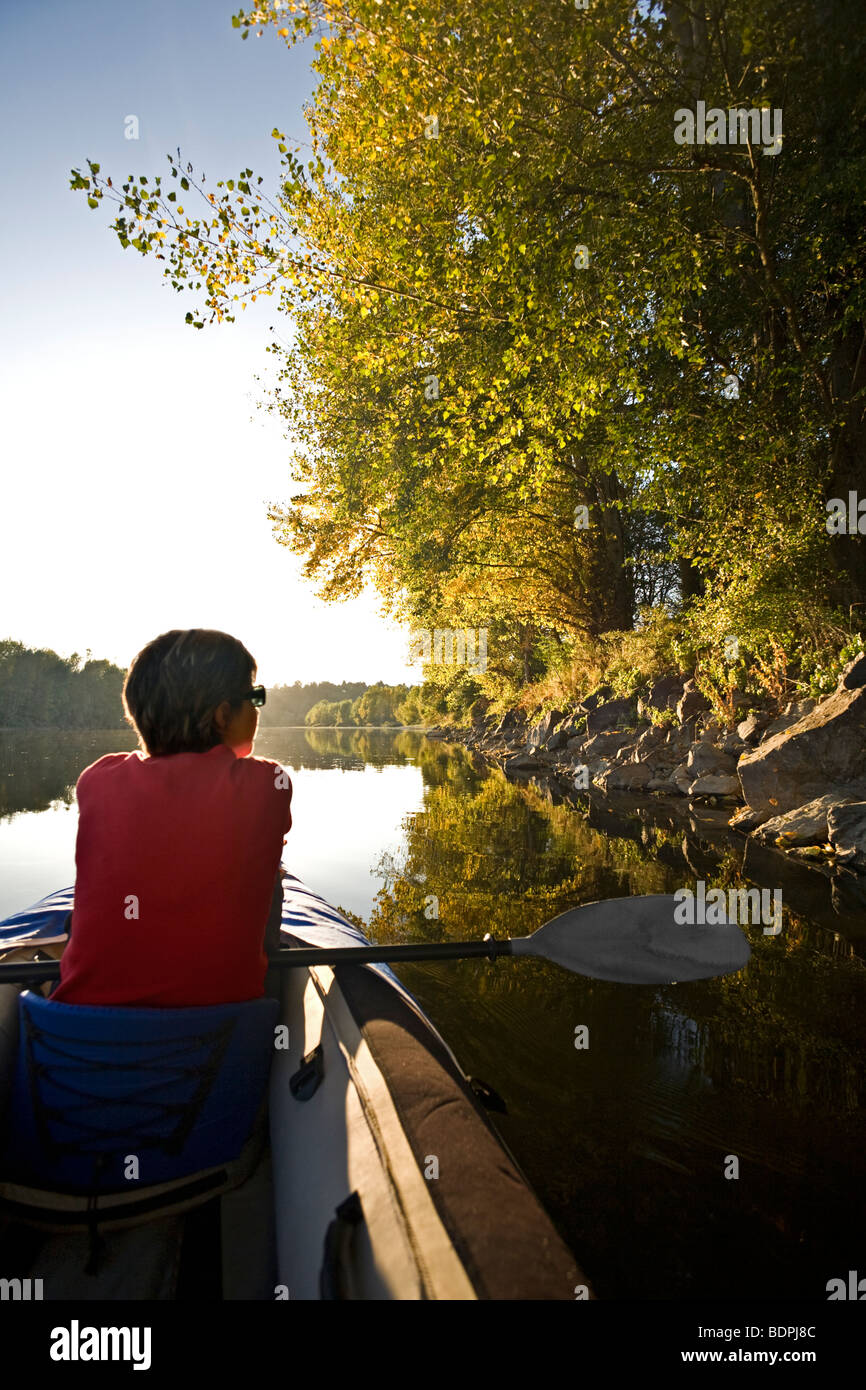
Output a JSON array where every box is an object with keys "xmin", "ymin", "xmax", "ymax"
[{"xmin": 290, "ymin": 937, "xmax": 593, "ymax": 1300}]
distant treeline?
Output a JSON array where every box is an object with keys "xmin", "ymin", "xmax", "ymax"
[
  {"xmin": 305, "ymin": 683, "xmax": 423, "ymax": 726},
  {"xmin": 0, "ymin": 641, "xmax": 124, "ymax": 729},
  {"xmin": 0, "ymin": 640, "xmax": 421, "ymax": 730}
]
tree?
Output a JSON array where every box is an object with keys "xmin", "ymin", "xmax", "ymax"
[{"xmin": 70, "ymin": 0, "xmax": 866, "ymax": 684}]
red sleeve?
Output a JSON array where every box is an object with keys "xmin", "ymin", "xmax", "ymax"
[
  {"xmin": 281, "ymin": 769, "xmax": 293, "ymax": 834},
  {"xmin": 250, "ymin": 756, "xmax": 292, "ymax": 835},
  {"xmin": 76, "ymin": 753, "xmax": 136, "ymax": 798}
]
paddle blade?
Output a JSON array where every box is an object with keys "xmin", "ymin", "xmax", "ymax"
[{"xmin": 513, "ymin": 895, "xmax": 752, "ymax": 984}]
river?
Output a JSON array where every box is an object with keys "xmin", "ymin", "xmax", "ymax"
[{"xmin": 1, "ymin": 725, "xmax": 864, "ymax": 1299}]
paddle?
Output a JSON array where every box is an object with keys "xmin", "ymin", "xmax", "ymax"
[{"xmin": 0, "ymin": 894, "xmax": 750, "ymax": 986}]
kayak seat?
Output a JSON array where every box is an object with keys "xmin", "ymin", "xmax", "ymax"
[{"xmin": 0, "ymin": 990, "xmax": 279, "ymax": 1232}]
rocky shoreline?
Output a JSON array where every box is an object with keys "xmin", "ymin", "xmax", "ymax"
[{"xmin": 427, "ymin": 655, "xmax": 866, "ymax": 877}]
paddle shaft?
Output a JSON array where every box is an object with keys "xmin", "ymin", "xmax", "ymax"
[{"xmin": 0, "ymin": 937, "xmax": 517, "ymax": 985}]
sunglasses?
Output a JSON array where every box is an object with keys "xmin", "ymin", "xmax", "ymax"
[{"xmin": 239, "ymin": 685, "xmax": 267, "ymax": 707}]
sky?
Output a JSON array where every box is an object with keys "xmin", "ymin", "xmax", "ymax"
[{"xmin": 0, "ymin": 0, "xmax": 419, "ymax": 688}]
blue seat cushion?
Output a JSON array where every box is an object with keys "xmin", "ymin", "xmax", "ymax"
[{"xmin": 2, "ymin": 991, "xmax": 279, "ymax": 1195}]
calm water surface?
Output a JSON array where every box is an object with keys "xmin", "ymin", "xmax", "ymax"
[{"xmin": 1, "ymin": 726, "xmax": 864, "ymax": 1299}]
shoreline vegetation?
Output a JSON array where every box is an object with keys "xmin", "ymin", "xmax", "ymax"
[{"xmin": 423, "ymin": 646, "xmax": 866, "ymax": 879}]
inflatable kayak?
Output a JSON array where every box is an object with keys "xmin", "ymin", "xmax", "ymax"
[{"xmin": 0, "ymin": 875, "xmax": 587, "ymax": 1300}]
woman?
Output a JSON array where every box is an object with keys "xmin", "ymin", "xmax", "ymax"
[{"xmin": 51, "ymin": 629, "xmax": 292, "ymax": 1007}]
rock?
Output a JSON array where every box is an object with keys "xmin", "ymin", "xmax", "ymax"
[
  {"xmin": 736, "ymin": 711, "xmax": 772, "ymax": 744},
  {"xmin": 585, "ymin": 696, "xmax": 636, "ymax": 735},
  {"xmin": 596, "ymin": 763, "xmax": 653, "ymax": 793},
  {"xmin": 696, "ymin": 714, "xmax": 724, "ymax": 741},
  {"xmin": 632, "ymin": 726, "xmax": 665, "ymax": 761},
  {"xmin": 754, "ymin": 792, "xmax": 857, "ymax": 848},
  {"xmin": 670, "ymin": 761, "xmax": 694, "ymax": 796},
  {"xmin": 647, "ymin": 775, "xmax": 676, "ymax": 791},
  {"xmin": 689, "ymin": 773, "xmax": 741, "ymax": 798},
  {"xmin": 493, "ymin": 709, "xmax": 527, "ymax": 738},
  {"xmin": 526, "ymin": 709, "xmax": 564, "ymax": 748},
  {"xmin": 556, "ymin": 719, "xmax": 583, "ymax": 743},
  {"xmin": 737, "ymin": 685, "xmax": 866, "ymax": 824},
  {"xmin": 589, "ymin": 759, "xmax": 615, "ymax": 786},
  {"xmin": 582, "ymin": 730, "xmax": 635, "ymax": 761},
  {"xmin": 664, "ymin": 725, "xmax": 692, "ymax": 755},
  {"xmin": 578, "ymin": 686, "xmax": 613, "ymax": 713},
  {"xmin": 676, "ymin": 679, "xmax": 711, "ymax": 725},
  {"xmin": 637, "ymin": 674, "xmax": 686, "ymax": 719},
  {"xmin": 686, "ymin": 742, "xmax": 737, "ymax": 778},
  {"xmin": 828, "ymin": 801, "xmax": 866, "ymax": 870},
  {"xmin": 566, "ymin": 735, "xmax": 586, "ymax": 752},
  {"xmin": 546, "ymin": 729, "xmax": 569, "ymax": 753},
  {"xmin": 729, "ymin": 804, "xmax": 766, "ymax": 833},
  {"xmin": 504, "ymin": 753, "xmax": 542, "ymax": 771},
  {"xmin": 719, "ymin": 730, "xmax": 748, "ymax": 756},
  {"xmin": 761, "ymin": 698, "xmax": 818, "ymax": 742},
  {"xmin": 838, "ymin": 654, "xmax": 866, "ymax": 691}
]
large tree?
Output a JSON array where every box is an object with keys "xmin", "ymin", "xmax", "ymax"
[{"xmin": 72, "ymin": 0, "xmax": 866, "ymax": 675}]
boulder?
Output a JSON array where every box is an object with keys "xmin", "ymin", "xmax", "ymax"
[
  {"xmin": 736, "ymin": 711, "xmax": 771, "ymax": 744},
  {"xmin": 729, "ymin": 804, "xmax": 767, "ymax": 833},
  {"xmin": 696, "ymin": 713, "xmax": 724, "ymax": 741},
  {"xmin": 647, "ymin": 774, "xmax": 677, "ymax": 791},
  {"xmin": 718, "ymin": 729, "xmax": 748, "ymax": 756},
  {"xmin": 838, "ymin": 654, "xmax": 866, "ymax": 691},
  {"xmin": 761, "ymin": 698, "xmax": 817, "ymax": 743},
  {"xmin": 596, "ymin": 763, "xmax": 653, "ymax": 793},
  {"xmin": 828, "ymin": 801, "xmax": 866, "ymax": 870},
  {"xmin": 754, "ymin": 792, "xmax": 857, "ymax": 848},
  {"xmin": 676, "ymin": 679, "xmax": 711, "ymax": 725},
  {"xmin": 546, "ymin": 729, "xmax": 569, "ymax": 753},
  {"xmin": 689, "ymin": 773, "xmax": 741, "ymax": 798},
  {"xmin": 585, "ymin": 696, "xmax": 636, "ymax": 735},
  {"xmin": 493, "ymin": 709, "xmax": 527, "ymax": 738},
  {"xmin": 737, "ymin": 686, "xmax": 866, "ymax": 824},
  {"xmin": 526, "ymin": 709, "xmax": 564, "ymax": 748},
  {"xmin": 633, "ymin": 726, "xmax": 665, "ymax": 761},
  {"xmin": 589, "ymin": 758, "xmax": 615, "ymax": 786},
  {"xmin": 637, "ymin": 674, "xmax": 686, "ymax": 719},
  {"xmin": 578, "ymin": 686, "xmax": 613, "ymax": 713},
  {"xmin": 670, "ymin": 761, "xmax": 694, "ymax": 796},
  {"xmin": 582, "ymin": 730, "xmax": 635, "ymax": 761},
  {"xmin": 504, "ymin": 753, "xmax": 542, "ymax": 772},
  {"xmin": 685, "ymin": 742, "xmax": 737, "ymax": 779},
  {"xmin": 664, "ymin": 725, "xmax": 692, "ymax": 755}
]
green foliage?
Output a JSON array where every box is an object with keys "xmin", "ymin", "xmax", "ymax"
[
  {"xmin": 304, "ymin": 683, "xmax": 419, "ymax": 725},
  {"xmin": 0, "ymin": 640, "xmax": 126, "ymax": 730},
  {"xmin": 805, "ymin": 632, "xmax": 866, "ymax": 698},
  {"xmin": 259, "ymin": 680, "xmax": 366, "ymax": 725},
  {"xmin": 70, "ymin": 0, "xmax": 866, "ymax": 692}
]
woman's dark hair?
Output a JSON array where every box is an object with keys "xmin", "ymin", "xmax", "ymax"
[{"xmin": 122, "ymin": 629, "xmax": 256, "ymax": 756}]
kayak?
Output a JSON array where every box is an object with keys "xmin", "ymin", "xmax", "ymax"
[{"xmin": 0, "ymin": 874, "xmax": 586, "ymax": 1300}]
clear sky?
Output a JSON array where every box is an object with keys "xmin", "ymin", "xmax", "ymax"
[{"xmin": 0, "ymin": 0, "xmax": 418, "ymax": 688}]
